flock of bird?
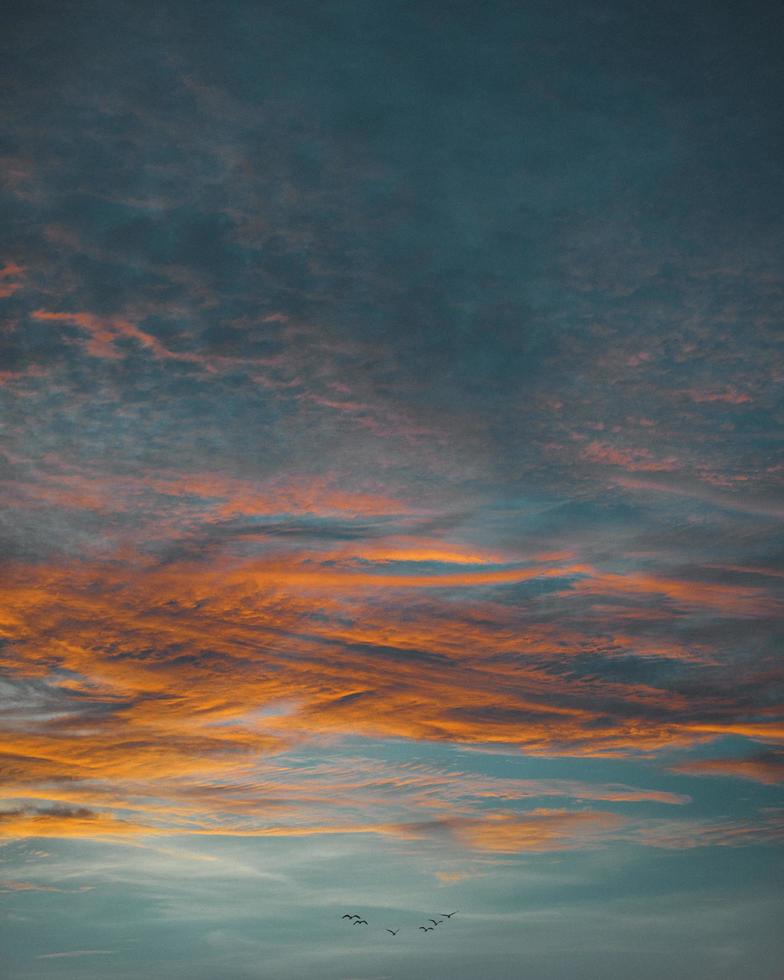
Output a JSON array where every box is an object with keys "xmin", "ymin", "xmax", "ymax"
[{"xmin": 341, "ymin": 911, "xmax": 458, "ymax": 935}]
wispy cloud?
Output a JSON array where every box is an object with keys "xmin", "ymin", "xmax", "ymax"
[
  {"xmin": 671, "ymin": 751, "xmax": 784, "ymax": 785},
  {"xmin": 37, "ymin": 950, "xmax": 116, "ymax": 960}
]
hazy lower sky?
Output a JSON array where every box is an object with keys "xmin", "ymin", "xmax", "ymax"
[{"xmin": 1, "ymin": 2, "xmax": 783, "ymax": 978}]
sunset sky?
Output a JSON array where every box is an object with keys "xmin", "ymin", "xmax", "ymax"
[{"xmin": 1, "ymin": 2, "xmax": 783, "ymax": 978}]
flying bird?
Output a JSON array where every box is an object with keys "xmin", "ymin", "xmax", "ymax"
[
  {"xmin": 429, "ymin": 918, "xmax": 443, "ymax": 927},
  {"xmin": 353, "ymin": 919, "xmax": 368, "ymax": 925},
  {"xmin": 386, "ymin": 928, "xmax": 400, "ymax": 935},
  {"xmin": 342, "ymin": 914, "xmax": 360, "ymax": 920},
  {"xmin": 419, "ymin": 926, "xmax": 434, "ymax": 931},
  {"xmin": 439, "ymin": 911, "xmax": 458, "ymax": 918}
]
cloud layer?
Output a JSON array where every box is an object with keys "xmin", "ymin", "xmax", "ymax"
[{"xmin": 1, "ymin": 2, "xmax": 783, "ymax": 977}]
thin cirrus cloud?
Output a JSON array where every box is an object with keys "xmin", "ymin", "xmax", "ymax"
[{"xmin": 36, "ymin": 951, "xmax": 116, "ymax": 960}]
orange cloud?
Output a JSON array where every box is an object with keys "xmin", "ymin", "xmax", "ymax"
[
  {"xmin": 689, "ymin": 387, "xmax": 751, "ymax": 405},
  {"xmin": 567, "ymin": 568, "xmax": 776, "ymax": 616},
  {"xmin": 1, "ymin": 521, "xmax": 779, "ymax": 847},
  {"xmin": 0, "ymin": 807, "xmax": 154, "ymax": 839},
  {"xmin": 31, "ymin": 310, "xmax": 206, "ymax": 365},
  {"xmin": 580, "ymin": 440, "xmax": 677, "ymax": 472},
  {"xmin": 450, "ymin": 809, "xmax": 628, "ymax": 852},
  {"xmin": 0, "ymin": 260, "xmax": 24, "ymax": 297},
  {"xmin": 2, "ymin": 547, "xmax": 777, "ymax": 771},
  {"xmin": 671, "ymin": 753, "xmax": 784, "ymax": 784},
  {"xmin": 3, "ymin": 464, "xmax": 409, "ymax": 522}
]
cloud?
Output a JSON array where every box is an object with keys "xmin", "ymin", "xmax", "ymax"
[
  {"xmin": 1, "ymin": 533, "xmax": 780, "ymax": 842},
  {"xmin": 0, "ymin": 261, "xmax": 24, "ymax": 298},
  {"xmin": 450, "ymin": 808, "xmax": 628, "ymax": 853},
  {"xmin": 671, "ymin": 750, "xmax": 784, "ymax": 785},
  {"xmin": 637, "ymin": 810, "xmax": 784, "ymax": 849},
  {"xmin": 580, "ymin": 441, "xmax": 677, "ymax": 473},
  {"xmin": 0, "ymin": 807, "xmax": 151, "ymax": 839},
  {"xmin": 37, "ymin": 951, "xmax": 116, "ymax": 960},
  {"xmin": 613, "ymin": 474, "xmax": 784, "ymax": 520},
  {"xmin": 0, "ymin": 878, "xmax": 59, "ymax": 892},
  {"xmin": 434, "ymin": 870, "xmax": 472, "ymax": 883},
  {"xmin": 31, "ymin": 309, "xmax": 205, "ymax": 365},
  {"xmin": 688, "ymin": 387, "xmax": 751, "ymax": 405}
]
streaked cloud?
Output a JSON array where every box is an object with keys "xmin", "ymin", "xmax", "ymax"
[{"xmin": 671, "ymin": 751, "xmax": 784, "ymax": 785}]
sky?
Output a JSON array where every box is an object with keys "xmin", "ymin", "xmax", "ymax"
[{"xmin": 1, "ymin": 1, "xmax": 783, "ymax": 977}]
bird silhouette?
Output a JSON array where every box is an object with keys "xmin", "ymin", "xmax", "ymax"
[
  {"xmin": 439, "ymin": 911, "xmax": 458, "ymax": 918},
  {"xmin": 342, "ymin": 914, "xmax": 359, "ymax": 920},
  {"xmin": 386, "ymin": 928, "xmax": 400, "ymax": 935},
  {"xmin": 353, "ymin": 919, "xmax": 368, "ymax": 925},
  {"xmin": 419, "ymin": 925, "xmax": 434, "ymax": 931},
  {"xmin": 429, "ymin": 918, "xmax": 443, "ymax": 927}
]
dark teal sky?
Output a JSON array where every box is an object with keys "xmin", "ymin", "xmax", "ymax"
[{"xmin": 1, "ymin": 2, "xmax": 783, "ymax": 978}]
